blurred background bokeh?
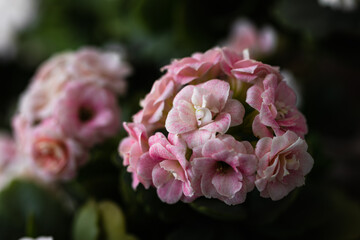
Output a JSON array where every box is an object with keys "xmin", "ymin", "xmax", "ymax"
[{"xmin": 1, "ymin": 0, "xmax": 360, "ymax": 239}]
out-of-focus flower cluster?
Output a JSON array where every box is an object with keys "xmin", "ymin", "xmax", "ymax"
[
  {"xmin": 0, "ymin": 48, "xmax": 130, "ymax": 187},
  {"xmin": 119, "ymin": 41, "xmax": 313, "ymax": 204}
]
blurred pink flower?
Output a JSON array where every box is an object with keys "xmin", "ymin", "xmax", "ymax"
[
  {"xmin": 54, "ymin": 80, "xmax": 120, "ymax": 147},
  {"xmin": 19, "ymin": 48, "xmax": 129, "ymax": 125},
  {"xmin": 246, "ymin": 73, "xmax": 307, "ymax": 138},
  {"xmin": 165, "ymin": 79, "xmax": 244, "ymax": 148},
  {"xmin": 192, "ymin": 135, "xmax": 257, "ymax": 205},
  {"xmin": 29, "ymin": 119, "xmax": 88, "ymax": 181},
  {"xmin": 226, "ymin": 19, "xmax": 277, "ymax": 57},
  {"xmin": 255, "ymin": 131, "xmax": 314, "ymax": 200},
  {"xmin": 118, "ymin": 122, "xmax": 149, "ymax": 189},
  {"xmin": 137, "ymin": 133, "xmax": 193, "ymax": 204},
  {"xmin": 69, "ymin": 47, "xmax": 131, "ymax": 94}
]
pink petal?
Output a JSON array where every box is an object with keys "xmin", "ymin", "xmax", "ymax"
[
  {"xmin": 199, "ymin": 80, "xmax": 230, "ymax": 110},
  {"xmin": 246, "ymin": 85, "xmax": 263, "ymax": 111},
  {"xmin": 181, "ymin": 130, "xmax": 214, "ymax": 149},
  {"xmin": 201, "ymin": 138, "xmax": 227, "ymax": 157},
  {"xmin": 252, "ymin": 114, "xmax": 273, "ymax": 138},
  {"xmin": 200, "ymin": 112, "xmax": 231, "ymax": 134},
  {"xmin": 159, "ymin": 160, "xmax": 186, "ymax": 182},
  {"xmin": 137, "ymin": 152, "xmax": 160, "ymax": 188},
  {"xmin": 157, "ymin": 179, "xmax": 183, "ymax": 204},
  {"xmin": 222, "ymin": 99, "xmax": 245, "ymax": 127},
  {"xmin": 173, "ymin": 85, "xmax": 195, "ymax": 105},
  {"xmin": 149, "ymin": 143, "xmax": 174, "ymax": 160},
  {"xmin": 212, "ymin": 170, "xmax": 243, "ymax": 198},
  {"xmin": 275, "ymin": 81, "xmax": 297, "ymax": 107},
  {"xmin": 255, "ymin": 136, "xmax": 273, "ymax": 159},
  {"xmin": 165, "ymin": 102, "xmax": 196, "ymax": 134}
]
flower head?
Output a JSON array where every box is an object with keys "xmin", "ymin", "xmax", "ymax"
[{"xmin": 255, "ymin": 131, "xmax": 314, "ymax": 200}]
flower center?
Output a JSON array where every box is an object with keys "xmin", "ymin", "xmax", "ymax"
[
  {"xmin": 216, "ymin": 161, "xmax": 232, "ymax": 174},
  {"xmin": 78, "ymin": 106, "xmax": 94, "ymax": 122},
  {"xmin": 275, "ymin": 101, "xmax": 289, "ymax": 120},
  {"xmin": 195, "ymin": 107, "xmax": 212, "ymax": 126},
  {"xmin": 33, "ymin": 138, "xmax": 68, "ymax": 174}
]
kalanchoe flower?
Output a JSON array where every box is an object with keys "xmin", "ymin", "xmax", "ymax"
[
  {"xmin": 29, "ymin": 119, "xmax": 88, "ymax": 182},
  {"xmin": 246, "ymin": 73, "xmax": 307, "ymax": 138},
  {"xmin": 162, "ymin": 48, "xmax": 223, "ymax": 85},
  {"xmin": 133, "ymin": 74, "xmax": 178, "ymax": 132},
  {"xmin": 255, "ymin": 131, "xmax": 314, "ymax": 200},
  {"xmin": 120, "ymin": 45, "xmax": 312, "ymax": 206},
  {"xmin": 138, "ymin": 133, "xmax": 194, "ymax": 204},
  {"xmin": 165, "ymin": 79, "xmax": 245, "ymax": 148},
  {"xmin": 118, "ymin": 122, "xmax": 149, "ymax": 189},
  {"xmin": 54, "ymin": 80, "xmax": 120, "ymax": 147},
  {"xmin": 192, "ymin": 135, "xmax": 257, "ymax": 205}
]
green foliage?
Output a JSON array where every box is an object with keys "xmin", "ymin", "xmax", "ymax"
[
  {"xmin": 0, "ymin": 180, "xmax": 72, "ymax": 240},
  {"xmin": 73, "ymin": 199, "xmax": 137, "ymax": 240}
]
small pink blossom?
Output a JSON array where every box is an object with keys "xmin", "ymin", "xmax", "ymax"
[
  {"xmin": 69, "ymin": 47, "xmax": 131, "ymax": 94},
  {"xmin": 191, "ymin": 135, "xmax": 257, "ymax": 205},
  {"xmin": 165, "ymin": 79, "xmax": 245, "ymax": 148},
  {"xmin": 118, "ymin": 122, "xmax": 149, "ymax": 189},
  {"xmin": 226, "ymin": 19, "xmax": 277, "ymax": 57},
  {"xmin": 255, "ymin": 131, "xmax": 314, "ymax": 200},
  {"xmin": 246, "ymin": 74, "xmax": 307, "ymax": 138},
  {"xmin": 29, "ymin": 119, "xmax": 88, "ymax": 181},
  {"xmin": 54, "ymin": 80, "xmax": 120, "ymax": 147},
  {"xmin": 134, "ymin": 74, "xmax": 178, "ymax": 132},
  {"xmin": 162, "ymin": 48, "xmax": 222, "ymax": 85},
  {"xmin": 137, "ymin": 133, "xmax": 194, "ymax": 204}
]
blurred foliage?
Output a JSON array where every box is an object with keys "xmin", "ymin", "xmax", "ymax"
[
  {"xmin": 1, "ymin": 0, "xmax": 360, "ymax": 239},
  {"xmin": 0, "ymin": 180, "xmax": 72, "ymax": 240}
]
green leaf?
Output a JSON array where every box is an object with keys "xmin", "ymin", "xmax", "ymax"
[
  {"xmin": 98, "ymin": 201, "xmax": 126, "ymax": 240},
  {"xmin": 0, "ymin": 179, "xmax": 72, "ymax": 240},
  {"xmin": 73, "ymin": 200, "xmax": 99, "ymax": 240}
]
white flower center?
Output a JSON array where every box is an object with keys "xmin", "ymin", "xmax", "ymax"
[{"xmin": 275, "ymin": 101, "xmax": 289, "ymax": 120}]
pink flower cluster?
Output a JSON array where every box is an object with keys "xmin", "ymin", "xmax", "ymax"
[
  {"xmin": 119, "ymin": 47, "xmax": 313, "ymax": 204},
  {"xmin": 1, "ymin": 47, "xmax": 130, "ymax": 184}
]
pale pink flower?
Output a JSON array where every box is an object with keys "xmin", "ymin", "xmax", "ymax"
[
  {"xmin": 29, "ymin": 119, "xmax": 88, "ymax": 181},
  {"xmin": 162, "ymin": 48, "xmax": 223, "ymax": 85},
  {"xmin": 69, "ymin": 47, "xmax": 131, "ymax": 94},
  {"xmin": 54, "ymin": 80, "xmax": 120, "ymax": 147},
  {"xmin": 226, "ymin": 19, "xmax": 277, "ymax": 57},
  {"xmin": 255, "ymin": 131, "xmax": 314, "ymax": 200},
  {"xmin": 134, "ymin": 74, "xmax": 178, "ymax": 132},
  {"xmin": 191, "ymin": 135, "xmax": 257, "ymax": 205},
  {"xmin": 118, "ymin": 122, "xmax": 149, "ymax": 189},
  {"xmin": 137, "ymin": 133, "xmax": 193, "ymax": 204},
  {"xmin": 165, "ymin": 79, "xmax": 245, "ymax": 148},
  {"xmin": 19, "ymin": 48, "xmax": 129, "ymax": 125},
  {"xmin": 230, "ymin": 58, "xmax": 282, "ymax": 83},
  {"xmin": 246, "ymin": 73, "xmax": 307, "ymax": 138}
]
